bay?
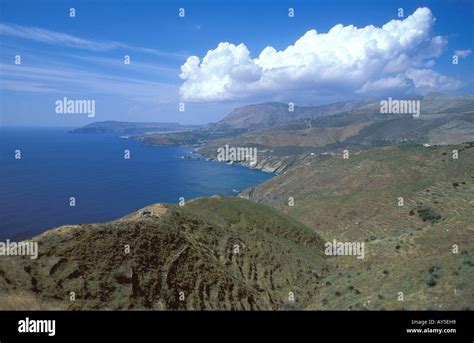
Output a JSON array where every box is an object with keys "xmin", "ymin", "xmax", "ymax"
[{"xmin": 0, "ymin": 127, "xmax": 272, "ymax": 240}]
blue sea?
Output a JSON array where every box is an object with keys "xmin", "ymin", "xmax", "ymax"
[{"xmin": 0, "ymin": 127, "xmax": 273, "ymax": 240}]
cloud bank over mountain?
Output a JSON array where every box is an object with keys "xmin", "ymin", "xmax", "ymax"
[{"xmin": 179, "ymin": 7, "xmax": 462, "ymax": 102}]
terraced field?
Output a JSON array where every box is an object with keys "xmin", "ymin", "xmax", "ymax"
[{"xmin": 242, "ymin": 143, "xmax": 474, "ymax": 309}]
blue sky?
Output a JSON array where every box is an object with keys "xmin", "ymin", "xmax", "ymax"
[{"xmin": 0, "ymin": 0, "xmax": 472, "ymax": 127}]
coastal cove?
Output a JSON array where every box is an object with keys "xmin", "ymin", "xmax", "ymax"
[{"xmin": 0, "ymin": 127, "xmax": 273, "ymax": 240}]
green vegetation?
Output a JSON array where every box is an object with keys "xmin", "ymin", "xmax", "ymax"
[
  {"xmin": 0, "ymin": 198, "xmax": 328, "ymax": 310},
  {"xmin": 245, "ymin": 143, "xmax": 474, "ymax": 310},
  {"xmin": 416, "ymin": 206, "xmax": 442, "ymax": 223}
]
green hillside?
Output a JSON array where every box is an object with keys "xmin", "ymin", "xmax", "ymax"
[
  {"xmin": 0, "ymin": 198, "xmax": 328, "ymax": 310},
  {"xmin": 242, "ymin": 143, "xmax": 474, "ymax": 309}
]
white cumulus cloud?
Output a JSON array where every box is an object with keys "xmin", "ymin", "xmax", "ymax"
[{"xmin": 179, "ymin": 7, "xmax": 461, "ymax": 102}]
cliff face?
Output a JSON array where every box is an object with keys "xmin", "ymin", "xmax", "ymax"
[
  {"xmin": 0, "ymin": 198, "xmax": 329, "ymax": 310},
  {"xmin": 197, "ymin": 150, "xmax": 298, "ymax": 175}
]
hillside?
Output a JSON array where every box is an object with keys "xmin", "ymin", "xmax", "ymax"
[
  {"xmin": 195, "ymin": 110, "xmax": 474, "ymax": 174},
  {"xmin": 352, "ymin": 93, "xmax": 474, "ymax": 116},
  {"xmin": 0, "ymin": 198, "xmax": 328, "ymax": 310},
  {"xmin": 200, "ymin": 101, "xmax": 474, "ymax": 154},
  {"xmin": 241, "ymin": 143, "xmax": 474, "ymax": 310}
]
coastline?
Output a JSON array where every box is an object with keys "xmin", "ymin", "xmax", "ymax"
[{"xmin": 0, "ymin": 129, "xmax": 274, "ymax": 240}]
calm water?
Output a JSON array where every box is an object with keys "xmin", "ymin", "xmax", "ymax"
[{"xmin": 0, "ymin": 127, "xmax": 273, "ymax": 240}]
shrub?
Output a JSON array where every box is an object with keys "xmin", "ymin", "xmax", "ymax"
[
  {"xmin": 416, "ymin": 206, "xmax": 442, "ymax": 223},
  {"xmin": 426, "ymin": 276, "xmax": 437, "ymax": 287}
]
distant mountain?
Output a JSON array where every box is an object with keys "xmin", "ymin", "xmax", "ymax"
[
  {"xmin": 71, "ymin": 121, "xmax": 200, "ymax": 134},
  {"xmin": 209, "ymin": 100, "xmax": 371, "ymax": 131},
  {"xmin": 351, "ymin": 93, "xmax": 474, "ymax": 116},
  {"xmin": 208, "ymin": 94, "xmax": 474, "ymax": 132},
  {"xmin": 196, "ymin": 93, "xmax": 474, "ymax": 162}
]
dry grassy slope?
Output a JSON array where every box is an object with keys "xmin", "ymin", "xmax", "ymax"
[
  {"xmin": 242, "ymin": 143, "xmax": 474, "ymax": 309},
  {"xmin": 202, "ymin": 122, "xmax": 373, "ymax": 150},
  {"xmin": 0, "ymin": 198, "xmax": 329, "ymax": 310},
  {"xmin": 242, "ymin": 144, "xmax": 472, "ymax": 238}
]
